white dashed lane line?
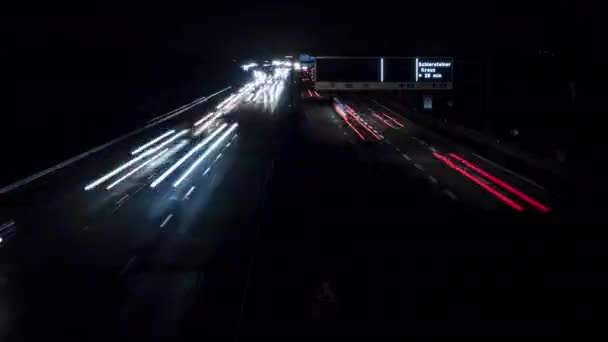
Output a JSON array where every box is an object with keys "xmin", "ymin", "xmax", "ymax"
[
  {"xmin": 116, "ymin": 194, "xmax": 129, "ymax": 205},
  {"xmin": 183, "ymin": 186, "xmax": 196, "ymax": 200},
  {"xmin": 402, "ymin": 153, "xmax": 411, "ymax": 161},
  {"xmin": 443, "ymin": 189, "xmax": 458, "ymax": 200},
  {"xmin": 428, "ymin": 176, "xmax": 438, "ymax": 184},
  {"xmin": 160, "ymin": 214, "xmax": 173, "ymax": 228},
  {"xmin": 414, "ymin": 163, "xmax": 425, "ymax": 171}
]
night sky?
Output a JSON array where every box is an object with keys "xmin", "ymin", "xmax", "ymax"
[{"xmin": 3, "ymin": 1, "xmax": 580, "ymax": 58}]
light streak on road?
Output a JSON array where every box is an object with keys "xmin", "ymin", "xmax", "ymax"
[
  {"xmin": 381, "ymin": 112, "xmax": 404, "ymax": 127},
  {"xmin": 183, "ymin": 186, "xmax": 196, "ymax": 199},
  {"xmin": 372, "ymin": 113, "xmax": 396, "ymax": 128},
  {"xmin": 344, "ymin": 105, "xmax": 382, "ymax": 140},
  {"xmin": 253, "ymin": 88, "xmax": 263, "ymax": 103},
  {"xmin": 85, "ymin": 149, "xmax": 158, "ymax": 190},
  {"xmin": 173, "ymin": 123, "xmax": 238, "ymax": 187},
  {"xmin": 153, "ymin": 129, "xmax": 189, "ymax": 150},
  {"xmin": 333, "ymin": 103, "xmax": 366, "ymax": 141},
  {"xmin": 194, "ymin": 112, "xmax": 216, "ymax": 126},
  {"xmin": 447, "ymin": 153, "xmax": 551, "ymax": 212},
  {"xmin": 106, "ymin": 148, "xmax": 169, "ymax": 190},
  {"xmin": 194, "ymin": 113, "xmax": 222, "ymax": 136},
  {"xmin": 433, "ymin": 152, "xmax": 524, "ymax": 211},
  {"xmin": 131, "ymin": 130, "xmax": 175, "ymax": 155},
  {"xmin": 151, "ymin": 123, "xmax": 228, "ymax": 188},
  {"xmin": 148, "ymin": 140, "xmax": 188, "ymax": 169},
  {"xmin": 216, "ymin": 94, "xmax": 236, "ymax": 109}
]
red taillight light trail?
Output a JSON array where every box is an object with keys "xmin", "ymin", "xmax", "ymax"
[
  {"xmin": 333, "ymin": 104, "xmax": 366, "ymax": 141},
  {"xmin": 381, "ymin": 112, "xmax": 404, "ymax": 127},
  {"xmin": 343, "ymin": 104, "xmax": 382, "ymax": 140},
  {"xmin": 447, "ymin": 153, "xmax": 550, "ymax": 212},
  {"xmin": 372, "ymin": 113, "xmax": 396, "ymax": 129},
  {"xmin": 433, "ymin": 152, "xmax": 524, "ymax": 211}
]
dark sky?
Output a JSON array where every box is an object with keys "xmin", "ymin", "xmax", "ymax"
[{"xmin": 3, "ymin": 0, "xmax": 584, "ymax": 59}]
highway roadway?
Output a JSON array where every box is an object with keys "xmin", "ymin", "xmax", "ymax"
[
  {"xmin": 0, "ymin": 70, "xmax": 590, "ymax": 339},
  {"xmin": 0, "ymin": 74, "xmax": 289, "ymax": 340},
  {"xmin": 240, "ymin": 86, "xmax": 574, "ymax": 338}
]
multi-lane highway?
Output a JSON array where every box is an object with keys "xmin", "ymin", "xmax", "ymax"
[
  {"xmin": 0, "ymin": 67, "xmax": 581, "ymax": 339},
  {"xmin": 0, "ymin": 70, "xmax": 290, "ymax": 340}
]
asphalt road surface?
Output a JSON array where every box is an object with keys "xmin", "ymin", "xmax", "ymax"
[{"xmin": 0, "ymin": 73, "xmax": 601, "ymax": 340}]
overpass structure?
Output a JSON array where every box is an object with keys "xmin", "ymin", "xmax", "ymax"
[{"xmin": 314, "ymin": 56, "xmax": 453, "ymax": 91}]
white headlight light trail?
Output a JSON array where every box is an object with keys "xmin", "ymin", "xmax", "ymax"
[
  {"xmin": 153, "ymin": 129, "xmax": 190, "ymax": 151},
  {"xmin": 84, "ymin": 129, "xmax": 189, "ymax": 191},
  {"xmin": 150, "ymin": 123, "xmax": 228, "ymax": 188},
  {"xmin": 85, "ymin": 149, "xmax": 155, "ymax": 191},
  {"xmin": 173, "ymin": 123, "xmax": 238, "ymax": 187},
  {"xmin": 106, "ymin": 148, "xmax": 169, "ymax": 190},
  {"xmin": 131, "ymin": 130, "xmax": 175, "ymax": 155},
  {"xmin": 216, "ymin": 94, "xmax": 236, "ymax": 110},
  {"xmin": 194, "ymin": 112, "xmax": 216, "ymax": 127}
]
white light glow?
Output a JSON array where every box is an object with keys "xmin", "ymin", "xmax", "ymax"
[
  {"xmin": 380, "ymin": 58, "xmax": 384, "ymax": 82},
  {"xmin": 150, "ymin": 124, "xmax": 228, "ymax": 188},
  {"xmin": 85, "ymin": 149, "xmax": 155, "ymax": 190},
  {"xmin": 194, "ymin": 112, "xmax": 215, "ymax": 126},
  {"xmin": 216, "ymin": 94, "xmax": 236, "ymax": 109},
  {"xmin": 241, "ymin": 63, "xmax": 258, "ymax": 71},
  {"xmin": 173, "ymin": 123, "xmax": 238, "ymax": 187},
  {"xmin": 131, "ymin": 130, "xmax": 175, "ymax": 155},
  {"xmin": 154, "ymin": 129, "xmax": 189, "ymax": 150},
  {"xmin": 106, "ymin": 148, "xmax": 169, "ymax": 190},
  {"xmin": 194, "ymin": 113, "xmax": 222, "ymax": 136},
  {"xmin": 294, "ymin": 62, "xmax": 301, "ymax": 70}
]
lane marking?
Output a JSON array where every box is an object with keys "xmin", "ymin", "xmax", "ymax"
[
  {"xmin": 428, "ymin": 176, "xmax": 438, "ymax": 184},
  {"xmin": 160, "ymin": 214, "xmax": 173, "ymax": 228},
  {"xmin": 0, "ymin": 87, "xmax": 230, "ymax": 194},
  {"xmin": 471, "ymin": 152, "xmax": 547, "ymax": 192},
  {"xmin": 429, "ymin": 146, "xmax": 437, "ymax": 152},
  {"xmin": 414, "ymin": 163, "xmax": 425, "ymax": 171},
  {"xmin": 203, "ymin": 167, "xmax": 211, "ymax": 176},
  {"xmin": 395, "ymin": 147, "xmax": 401, "ymax": 152},
  {"xmin": 443, "ymin": 189, "xmax": 458, "ymax": 200},
  {"xmin": 402, "ymin": 153, "xmax": 411, "ymax": 161},
  {"xmin": 215, "ymin": 152, "xmax": 223, "ymax": 161},
  {"xmin": 183, "ymin": 186, "xmax": 196, "ymax": 200}
]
